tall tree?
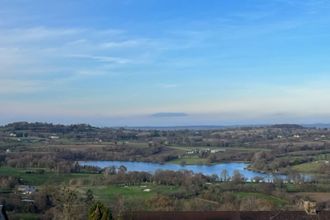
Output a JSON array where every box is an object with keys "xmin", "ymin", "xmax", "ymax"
[
  {"xmin": 220, "ymin": 169, "xmax": 229, "ymax": 182},
  {"xmin": 88, "ymin": 201, "xmax": 112, "ymax": 220}
]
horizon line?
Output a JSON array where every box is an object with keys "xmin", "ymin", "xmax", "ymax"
[{"xmin": 1, "ymin": 121, "xmax": 330, "ymax": 129}]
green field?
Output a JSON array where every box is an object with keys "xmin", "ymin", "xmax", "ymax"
[
  {"xmin": 169, "ymin": 155, "xmax": 210, "ymax": 165},
  {"xmin": 292, "ymin": 161, "xmax": 324, "ymax": 173},
  {"xmin": 7, "ymin": 213, "xmax": 41, "ymax": 220},
  {"xmin": 83, "ymin": 184, "xmax": 181, "ymax": 203},
  {"xmin": 234, "ymin": 192, "xmax": 287, "ymax": 207},
  {"xmin": 0, "ymin": 166, "xmax": 94, "ymax": 185}
]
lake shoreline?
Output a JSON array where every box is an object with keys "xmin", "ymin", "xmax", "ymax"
[{"xmin": 78, "ymin": 160, "xmax": 287, "ymax": 181}]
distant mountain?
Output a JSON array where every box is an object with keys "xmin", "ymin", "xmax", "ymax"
[
  {"xmin": 129, "ymin": 125, "xmax": 227, "ymax": 130},
  {"xmin": 3, "ymin": 121, "xmax": 330, "ymax": 132},
  {"xmin": 270, "ymin": 124, "xmax": 304, "ymax": 129},
  {"xmin": 2, "ymin": 121, "xmax": 96, "ymax": 133},
  {"xmin": 302, "ymin": 123, "xmax": 330, "ymax": 129}
]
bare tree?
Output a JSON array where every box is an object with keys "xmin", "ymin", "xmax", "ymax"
[{"xmin": 220, "ymin": 169, "xmax": 229, "ymax": 182}]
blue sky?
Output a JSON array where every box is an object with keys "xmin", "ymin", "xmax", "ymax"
[{"xmin": 1, "ymin": 0, "xmax": 330, "ymax": 126}]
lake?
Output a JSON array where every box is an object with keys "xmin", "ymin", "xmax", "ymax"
[{"xmin": 79, "ymin": 160, "xmax": 284, "ymax": 181}]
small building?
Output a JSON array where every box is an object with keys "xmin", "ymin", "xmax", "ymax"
[
  {"xmin": 302, "ymin": 200, "xmax": 317, "ymax": 215},
  {"xmin": 17, "ymin": 185, "xmax": 36, "ymax": 195},
  {"xmin": 21, "ymin": 199, "xmax": 35, "ymax": 203},
  {"xmin": 210, "ymin": 149, "xmax": 225, "ymax": 153}
]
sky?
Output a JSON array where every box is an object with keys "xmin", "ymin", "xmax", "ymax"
[{"xmin": 1, "ymin": 0, "xmax": 330, "ymax": 126}]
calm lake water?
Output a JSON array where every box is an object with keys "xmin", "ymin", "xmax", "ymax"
[{"xmin": 79, "ymin": 161, "xmax": 283, "ymax": 181}]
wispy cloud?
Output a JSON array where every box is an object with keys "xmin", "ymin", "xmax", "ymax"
[
  {"xmin": 0, "ymin": 26, "xmax": 159, "ymax": 81},
  {"xmin": 1, "ymin": 0, "xmax": 330, "ymax": 125},
  {"xmin": 67, "ymin": 54, "xmax": 132, "ymax": 64},
  {"xmin": 0, "ymin": 27, "xmax": 82, "ymax": 44},
  {"xmin": 100, "ymin": 40, "xmax": 145, "ymax": 48},
  {"xmin": 0, "ymin": 80, "xmax": 45, "ymax": 94}
]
